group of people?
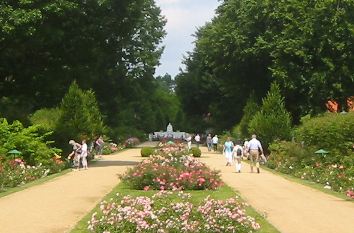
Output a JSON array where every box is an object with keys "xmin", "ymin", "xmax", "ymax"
[
  {"xmin": 223, "ymin": 134, "xmax": 264, "ymax": 173},
  {"xmin": 68, "ymin": 136, "xmax": 104, "ymax": 171},
  {"xmin": 206, "ymin": 134, "xmax": 219, "ymax": 151}
]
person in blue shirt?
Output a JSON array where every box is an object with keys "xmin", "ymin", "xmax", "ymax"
[{"xmin": 223, "ymin": 137, "xmax": 234, "ymax": 166}]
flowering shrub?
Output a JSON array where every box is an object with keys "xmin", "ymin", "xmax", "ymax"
[
  {"xmin": 102, "ymin": 143, "xmax": 124, "ymax": 155},
  {"xmin": 124, "ymin": 137, "xmax": 140, "ymax": 148},
  {"xmin": 346, "ymin": 189, "xmax": 354, "ymax": 199},
  {"xmin": 88, "ymin": 191, "xmax": 260, "ymax": 233},
  {"xmin": 120, "ymin": 154, "xmax": 222, "ymax": 190},
  {"xmin": 156, "ymin": 141, "xmax": 187, "ymax": 156},
  {"xmin": 0, "ymin": 157, "xmax": 67, "ymax": 192},
  {"xmin": 268, "ymin": 141, "xmax": 354, "ymax": 196}
]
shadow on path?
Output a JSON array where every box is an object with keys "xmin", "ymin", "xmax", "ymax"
[{"xmin": 91, "ymin": 160, "xmax": 139, "ymax": 168}]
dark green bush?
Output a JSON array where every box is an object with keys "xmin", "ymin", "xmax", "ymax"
[
  {"xmin": 56, "ymin": 82, "xmax": 105, "ymax": 150},
  {"xmin": 249, "ymin": 83, "xmax": 292, "ymax": 149},
  {"xmin": 141, "ymin": 147, "xmax": 154, "ymax": 157},
  {"xmin": 191, "ymin": 147, "xmax": 201, "ymax": 157},
  {"xmin": 295, "ymin": 112, "xmax": 354, "ymax": 155}
]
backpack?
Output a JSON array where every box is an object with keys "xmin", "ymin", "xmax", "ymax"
[{"xmin": 236, "ymin": 148, "xmax": 242, "ymax": 156}]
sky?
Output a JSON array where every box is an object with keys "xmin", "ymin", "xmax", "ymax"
[{"xmin": 154, "ymin": 0, "xmax": 220, "ymax": 78}]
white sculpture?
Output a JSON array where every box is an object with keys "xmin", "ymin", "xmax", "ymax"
[{"xmin": 167, "ymin": 123, "xmax": 173, "ymax": 132}]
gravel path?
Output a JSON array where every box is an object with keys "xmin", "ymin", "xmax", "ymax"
[
  {"xmin": 0, "ymin": 149, "xmax": 143, "ymax": 233},
  {"xmin": 199, "ymin": 147, "xmax": 354, "ymax": 233},
  {"xmin": 0, "ymin": 146, "xmax": 353, "ymax": 233}
]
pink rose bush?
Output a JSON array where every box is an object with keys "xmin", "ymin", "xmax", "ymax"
[
  {"xmin": 88, "ymin": 191, "xmax": 260, "ymax": 233},
  {"xmin": 0, "ymin": 157, "xmax": 66, "ymax": 192},
  {"xmin": 120, "ymin": 154, "xmax": 222, "ymax": 190}
]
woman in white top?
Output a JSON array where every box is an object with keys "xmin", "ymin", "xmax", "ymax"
[
  {"xmin": 81, "ymin": 139, "xmax": 88, "ymax": 170},
  {"xmin": 223, "ymin": 137, "xmax": 234, "ymax": 166}
]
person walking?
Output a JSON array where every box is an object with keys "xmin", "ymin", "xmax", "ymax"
[
  {"xmin": 223, "ymin": 137, "xmax": 234, "ymax": 166},
  {"xmin": 68, "ymin": 140, "xmax": 81, "ymax": 171},
  {"xmin": 81, "ymin": 139, "xmax": 88, "ymax": 170},
  {"xmin": 233, "ymin": 143, "xmax": 243, "ymax": 172},
  {"xmin": 248, "ymin": 134, "xmax": 263, "ymax": 173},
  {"xmin": 95, "ymin": 136, "xmax": 104, "ymax": 159},
  {"xmin": 195, "ymin": 134, "xmax": 201, "ymax": 148},
  {"xmin": 206, "ymin": 134, "xmax": 212, "ymax": 151},
  {"xmin": 186, "ymin": 134, "xmax": 192, "ymax": 151},
  {"xmin": 243, "ymin": 138, "xmax": 249, "ymax": 160},
  {"xmin": 212, "ymin": 135, "xmax": 218, "ymax": 152}
]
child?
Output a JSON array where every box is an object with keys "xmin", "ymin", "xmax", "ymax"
[{"xmin": 233, "ymin": 143, "xmax": 243, "ymax": 172}]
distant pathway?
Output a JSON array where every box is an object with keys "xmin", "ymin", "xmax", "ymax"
[
  {"xmin": 0, "ymin": 149, "xmax": 143, "ymax": 233},
  {"xmin": 199, "ymin": 147, "xmax": 354, "ymax": 233}
]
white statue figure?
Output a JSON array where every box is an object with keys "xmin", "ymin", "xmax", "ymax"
[{"xmin": 167, "ymin": 123, "xmax": 173, "ymax": 132}]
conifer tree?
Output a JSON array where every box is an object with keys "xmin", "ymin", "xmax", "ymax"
[{"xmin": 248, "ymin": 83, "xmax": 292, "ymax": 149}]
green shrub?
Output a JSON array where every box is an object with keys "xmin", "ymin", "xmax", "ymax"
[
  {"xmin": 191, "ymin": 147, "xmax": 201, "ymax": 157},
  {"xmin": 249, "ymin": 83, "xmax": 292, "ymax": 149},
  {"xmin": 295, "ymin": 112, "xmax": 354, "ymax": 155},
  {"xmin": 268, "ymin": 140, "xmax": 354, "ymax": 193},
  {"xmin": 29, "ymin": 108, "xmax": 61, "ymax": 131},
  {"xmin": 238, "ymin": 92, "xmax": 259, "ymax": 139},
  {"xmin": 56, "ymin": 82, "xmax": 105, "ymax": 149},
  {"xmin": 0, "ymin": 119, "xmax": 61, "ymax": 165},
  {"xmin": 141, "ymin": 147, "xmax": 154, "ymax": 157}
]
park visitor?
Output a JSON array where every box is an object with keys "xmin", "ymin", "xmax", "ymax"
[
  {"xmin": 248, "ymin": 134, "xmax": 263, "ymax": 173},
  {"xmin": 212, "ymin": 135, "xmax": 218, "ymax": 151},
  {"xmin": 81, "ymin": 139, "xmax": 88, "ymax": 170},
  {"xmin": 68, "ymin": 140, "xmax": 82, "ymax": 171},
  {"xmin": 186, "ymin": 134, "xmax": 192, "ymax": 151},
  {"xmin": 195, "ymin": 134, "xmax": 201, "ymax": 148},
  {"xmin": 95, "ymin": 136, "xmax": 104, "ymax": 159},
  {"xmin": 206, "ymin": 134, "xmax": 212, "ymax": 151},
  {"xmin": 243, "ymin": 138, "xmax": 249, "ymax": 160},
  {"xmin": 223, "ymin": 137, "xmax": 234, "ymax": 166},
  {"xmin": 233, "ymin": 143, "xmax": 243, "ymax": 173}
]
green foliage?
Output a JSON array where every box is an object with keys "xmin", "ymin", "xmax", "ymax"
[
  {"xmin": 268, "ymin": 140, "xmax": 353, "ymax": 193},
  {"xmin": 57, "ymin": 82, "xmax": 105, "ymax": 144},
  {"xmin": 191, "ymin": 147, "xmax": 201, "ymax": 157},
  {"xmin": 0, "ymin": 0, "xmax": 170, "ymax": 139},
  {"xmin": 29, "ymin": 108, "xmax": 61, "ymax": 131},
  {"xmin": 249, "ymin": 83, "xmax": 292, "ymax": 149},
  {"xmin": 238, "ymin": 93, "xmax": 259, "ymax": 139},
  {"xmin": 0, "ymin": 119, "xmax": 61, "ymax": 165},
  {"xmin": 295, "ymin": 112, "xmax": 354, "ymax": 155},
  {"xmin": 140, "ymin": 147, "xmax": 154, "ymax": 157},
  {"xmin": 175, "ymin": 0, "xmax": 354, "ymax": 132}
]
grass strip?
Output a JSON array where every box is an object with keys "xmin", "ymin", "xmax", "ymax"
[{"xmin": 71, "ymin": 182, "xmax": 279, "ymax": 233}]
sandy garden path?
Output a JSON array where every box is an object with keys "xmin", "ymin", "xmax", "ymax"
[
  {"xmin": 0, "ymin": 148, "xmax": 145, "ymax": 233},
  {"xmin": 199, "ymin": 147, "xmax": 354, "ymax": 233}
]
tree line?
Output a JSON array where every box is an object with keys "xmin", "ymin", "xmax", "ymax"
[
  {"xmin": 0, "ymin": 0, "xmax": 181, "ymax": 146},
  {"xmin": 175, "ymin": 0, "xmax": 354, "ymax": 133}
]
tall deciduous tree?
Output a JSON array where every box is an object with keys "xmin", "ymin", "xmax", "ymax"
[
  {"xmin": 175, "ymin": 0, "xmax": 354, "ymax": 132},
  {"xmin": 0, "ymin": 0, "xmax": 167, "ymax": 134}
]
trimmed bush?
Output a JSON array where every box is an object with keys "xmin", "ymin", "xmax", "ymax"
[
  {"xmin": 141, "ymin": 147, "xmax": 154, "ymax": 157},
  {"xmin": 295, "ymin": 112, "xmax": 354, "ymax": 155},
  {"xmin": 191, "ymin": 147, "xmax": 201, "ymax": 157}
]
